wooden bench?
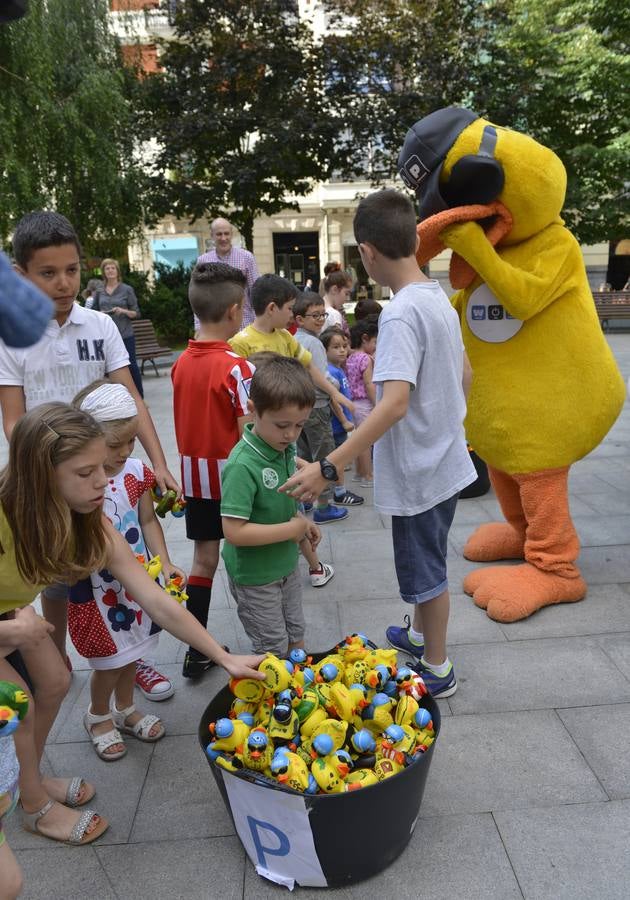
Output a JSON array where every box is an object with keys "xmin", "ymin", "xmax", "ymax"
[
  {"xmin": 593, "ymin": 291, "xmax": 630, "ymax": 331},
  {"xmin": 131, "ymin": 319, "xmax": 172, "ymax": 377}
]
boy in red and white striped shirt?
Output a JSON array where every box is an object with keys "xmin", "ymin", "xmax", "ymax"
[{"xmin": 172, "ymin": 263, "xmax": 255, "ymax": 678}]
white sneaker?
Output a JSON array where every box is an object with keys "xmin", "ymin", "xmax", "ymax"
[{"xmin": 310, "ymin": 562, "xmax": 335, "ymax": 588}]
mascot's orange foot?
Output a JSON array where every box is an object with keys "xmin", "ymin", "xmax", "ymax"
[
  {"xmin": 463, "ymin": 523, "xmax": 525, "ymax": 562},
  {"xmin": 470, "ymin": 563, "xmax": 587, "ymax": 623},
  {"xmin": 463, "ymin": 565, "xmax": 515, "ymax": 607}
]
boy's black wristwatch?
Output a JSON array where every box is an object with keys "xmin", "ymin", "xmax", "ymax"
[{"xmin": 319, "ymin": 458, "xmax": 338, "ymax": 481}]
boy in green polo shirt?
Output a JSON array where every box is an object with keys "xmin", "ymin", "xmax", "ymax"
[{"xmin": 221, "ymin": 356, "xmax": 321, "ymax": 655}]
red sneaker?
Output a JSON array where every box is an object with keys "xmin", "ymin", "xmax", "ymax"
[{"xmin": 135, "ymin": 660, "xmax": 174, "ymax": 701}]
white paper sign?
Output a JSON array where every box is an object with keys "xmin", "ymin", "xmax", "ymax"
[
  {"xmin": 223, "ymin": 772, "xmax": 328, "ymax": 888},
  {"xmin": 466, "ymin": 283, "xmax": 524, "ymax": 343}
]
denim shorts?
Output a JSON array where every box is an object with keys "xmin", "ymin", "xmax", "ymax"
[{"xmin": 392, "ymin": 493, "xmax": 459, "ymax": 604}]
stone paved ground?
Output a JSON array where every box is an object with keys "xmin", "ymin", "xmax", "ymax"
[{"xmin": 6, "ymin": 335, "xmax": 630, "ymax": 899}]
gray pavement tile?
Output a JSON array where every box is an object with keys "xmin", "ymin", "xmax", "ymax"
[
  {"xmin": 597, "ymin": 631, "xmax": 630, "ymax": 679},
  {"xmin": 576, "ymin": 545, "xmax": 630, "ymax": 583},
  {"xmin": 302, "ymin": 598, "xmax": 343, "ymax": 654},
  {"xmin": 242, "ymin": 812, "xmax": 521, "ymax": 898},
  {"xmin": 131, "ymin": 734, "xmax": 235, "ymax": 842},
  {"xmin": 448, "ymin": 637, "xmax": 630, "ymax": 714},
  {"xmin": 495, "ymin": 800, "xmax": 630, "ymax": 900},
  {"xmin": 337, "ymin": 594, "xmax": 506, "ymax": 652},
  {"xmin": 453, "ymin": 498, "xmax": 494, "ymax": 525},
  {"xmin": 573, "ymin": 513, "xmax": 630, "ymax": 547},
  {"xmin": 577, "ymin": 489, "xmax": 630, "ymax": 515},
  {"xmin": 45, "ymin": 739, "xmax": 155, "ymax": 846},
  {"xmin": 420, "ymin": 710, "xmax": 606, "ymax": 817},
  {"xmin": 497, "ymin": 583, "xmax": 630, "ymax": 641},
  {"xmin": 97, "ymin": 836, "xmax": 245, "ymax": 900},
  {"xmin": 569, "ymin": 470, "xmax": 618, "ymax": 493},
  {"xmin": 15, "ymin": 847, "xmax": 117, "ymax": 900},
  {"xmin": 557, "ymin": 703, "xmax": 630, "ymax": 800}
]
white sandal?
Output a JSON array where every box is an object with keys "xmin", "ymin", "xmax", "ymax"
[
  {"xmin": 22, "ymin": 799, "xmax": 109, "ymax": 845},
  {"xmin": 83, "ymin": 707, "xmax": 127, "ymax": 761},
  {"xmin": 111, "ymin": 701, "xmax": 165, "ymax": 743}
]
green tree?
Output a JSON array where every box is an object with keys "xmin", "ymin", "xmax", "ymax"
[
  {"xmin": 461, "ymin": 0, "xmax": 630, "ymax": 243},
  {"xmin": 139, "ymin": 0, "xmax": 338, "ymax": 249},
  {"xmin": 321, "ymin": 0, "xmax": 498, "ymax": 182},
  {"xmin": 0, "ymin": 0, "xmax": 147, "ymax": 257}
]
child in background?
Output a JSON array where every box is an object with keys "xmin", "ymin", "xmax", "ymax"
[
  {"xmin": 293, "ymin": 293, "xmax": 363, "ymax": 516},
  {"xmin": 321, "ymin": 268, "xmax": 352, "ymax": 335},
  {"xmin": 69, "ymin": 381, "xmax": 185, "ymax": 760},
  {"xmin": 229, "ymin": 274, "xmax": 350, "ymax": 415},
  {"xmin": 171, "ymin": 262, "xmax": 254, "ymax": 678},
  {"xmin": 347, "ymin": 319, "xmax": 378, "ymax": 487},
  {"xmin": 321, "ymin": 327, "xmax": 354, "ymax": 449},
  {"xmin": 248, "ymin": 351, "xmax": 335, "ymax": 587},
  {"xmin": 221, "ymin": 357, "xmax": 320, "ymax": 655},
  {"xmin": 354, "ymin": 299, "xmax": 383, "ymax": 322}
]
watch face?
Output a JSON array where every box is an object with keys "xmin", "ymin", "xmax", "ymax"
[{"xmin": 321, "ymin": 460, "xmax": 337, "ymax": 481}]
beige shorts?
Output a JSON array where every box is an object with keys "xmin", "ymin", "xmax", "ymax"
[{"xmin": 227, "ymin": 567, "xmax": 305, "ymax": 656}]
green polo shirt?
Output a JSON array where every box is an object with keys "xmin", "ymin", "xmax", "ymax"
[{"xmin": 221, "ymin": 424, "xmax": 299, "ymax": 585}]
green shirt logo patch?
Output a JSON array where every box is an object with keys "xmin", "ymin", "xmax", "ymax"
[{"xmin": 262, "ymin": 467, "xmax": 279, "ymax": 489}]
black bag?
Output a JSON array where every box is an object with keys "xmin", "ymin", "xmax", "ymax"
[{"xmin": 459, "ymin": 448, "xmax": 491, "ymax": 499}]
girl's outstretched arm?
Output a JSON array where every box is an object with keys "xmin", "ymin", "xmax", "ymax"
[{"xmin": 104, "ymin": 520, "xmax": 265, "ymax": 680}]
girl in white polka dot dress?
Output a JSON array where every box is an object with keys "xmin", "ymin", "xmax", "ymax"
[{"xmin": 68, "ymin": 381, "xmax": 186, "ymax": 761}]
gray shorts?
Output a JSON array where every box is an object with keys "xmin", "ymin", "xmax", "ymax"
[
  {"xmin": 227, "ymin": 567, "xmax": 305, "ymax": 656},
  {"xmin": 297, "ymin": 405, "xmax": 336, "ymax": 501}
]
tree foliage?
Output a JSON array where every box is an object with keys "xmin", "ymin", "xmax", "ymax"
[
  {"xmin": 467, "ymin": 0, "xmax": 630, "ymax": 243},
  {"xmin": 321, "ymin": 0, "xmax": 628, "ymax": 244},
  {"xmin": 139, "ymin": 0, "xmax": 339, "ymax": 248},
  {"xmin": 321, "ymin": 0, "xmax": 494, "ymax": 182},
  {"xmin": 0, "ymin": 0, "xmax": 147, "ymax": 257}
]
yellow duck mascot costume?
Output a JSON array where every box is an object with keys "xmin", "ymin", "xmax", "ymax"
[{"xmin": 398, "ymin": 107, "xmax": 625, "ymax": 623}]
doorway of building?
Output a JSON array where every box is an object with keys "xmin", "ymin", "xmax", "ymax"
[{"xmin": 273, "ymin": 232, "xmax": 320, "ymax": 290}]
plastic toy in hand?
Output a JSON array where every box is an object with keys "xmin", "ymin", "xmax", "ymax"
[
  {"xmin": 164, "ymin": 574, "xmax": 188, "ymax": 605},
  {"xmin": 135, "ymin": 553, "xmax": 163, "ymax": 581},
  {"xmin": 151, "ymin": 487, "xmax": 186, "ymax": 518}
]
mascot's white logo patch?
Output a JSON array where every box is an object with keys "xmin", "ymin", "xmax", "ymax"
[
  {"xmin": 466, "ymin": 284, "xmax": 524, "ymax": 343},
  {"xmin": 262, "ymin": 468, "xmax": 279, "ymax": 489}
]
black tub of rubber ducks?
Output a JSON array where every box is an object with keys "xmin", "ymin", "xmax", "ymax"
[{"xmin": 198, "ymin": 634, "xmax": 441, "ymax": 888}]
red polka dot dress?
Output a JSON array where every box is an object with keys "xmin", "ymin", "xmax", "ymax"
[{"xmin": 68, "ymin": 458, "xmax": 163, "ymax": 669}]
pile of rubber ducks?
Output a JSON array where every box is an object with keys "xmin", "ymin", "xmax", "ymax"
[{"xmin": 205, "ymin": 634, "xmax": 436, "ymax": 794}]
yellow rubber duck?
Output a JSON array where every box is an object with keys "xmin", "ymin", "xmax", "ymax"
[{"xmin": 401, "ymin": 107, "xmax": 625, "ymax": 622}]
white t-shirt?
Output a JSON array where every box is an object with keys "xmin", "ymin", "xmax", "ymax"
[
  {"xmin": 0, "ymin": 303, "xmax": 130, "ymax": 409},
  {"xmin": 372, "ymin": 280, "xmax": 476, "ymax": 516},
  {"xmin": 324, "ymin": 304, "xmax": 343, "ymax": 329}
]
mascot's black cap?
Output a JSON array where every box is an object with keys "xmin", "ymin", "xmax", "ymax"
[{"xmin": 398, "ymin": 107, "xmax": 479, "ymax": 219}]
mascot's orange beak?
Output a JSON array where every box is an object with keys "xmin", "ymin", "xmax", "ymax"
[
  {"xmin": 277, "ymin": 773, "xmax": 289, "ymax": 783},
  {"xmin": 337, "ymin": 763, "xmax": 350, "ymax": 777}
]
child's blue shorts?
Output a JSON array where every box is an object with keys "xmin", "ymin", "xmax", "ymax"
[{"xmin": 392, "ymin": 493, "xmax": 459, "ymax": 604}]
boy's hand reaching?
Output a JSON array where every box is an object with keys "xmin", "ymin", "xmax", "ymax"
[
  {"xmin": 281, "ymin": 463, "xmax": 327, "ymax": 503},
  {"xmin": 221, "ymin": 653, "xmax": 267, "ymax": 681},
  {"xmin": 153, "ymin": 464, "xmax": 181, "ymax": 498}
]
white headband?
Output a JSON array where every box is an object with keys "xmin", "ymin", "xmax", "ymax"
[{"xmin": 80, "ymin": 383, "xmax": 138, "ymax": 422}]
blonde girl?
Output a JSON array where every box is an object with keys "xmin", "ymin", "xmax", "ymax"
[{"xmin": 0, "ymin": 402, "xmax": 263, "ymax": 847}]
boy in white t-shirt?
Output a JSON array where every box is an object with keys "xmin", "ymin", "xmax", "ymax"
[
  {"xmin": 0, "ymin": 211, "xmax": 179, "ymax": 702},
  {"xmin": 280, "ymin": 189, "xmax": 476, "ymax": 698}
]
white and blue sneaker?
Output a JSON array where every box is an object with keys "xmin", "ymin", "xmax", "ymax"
[
  {"xmin": 412, "ymin": 660, "xmax": 457, "ymax": 699},
  {"xmin": 385, "ymin": 615, "xmax": 424, "ymax": 660}
]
